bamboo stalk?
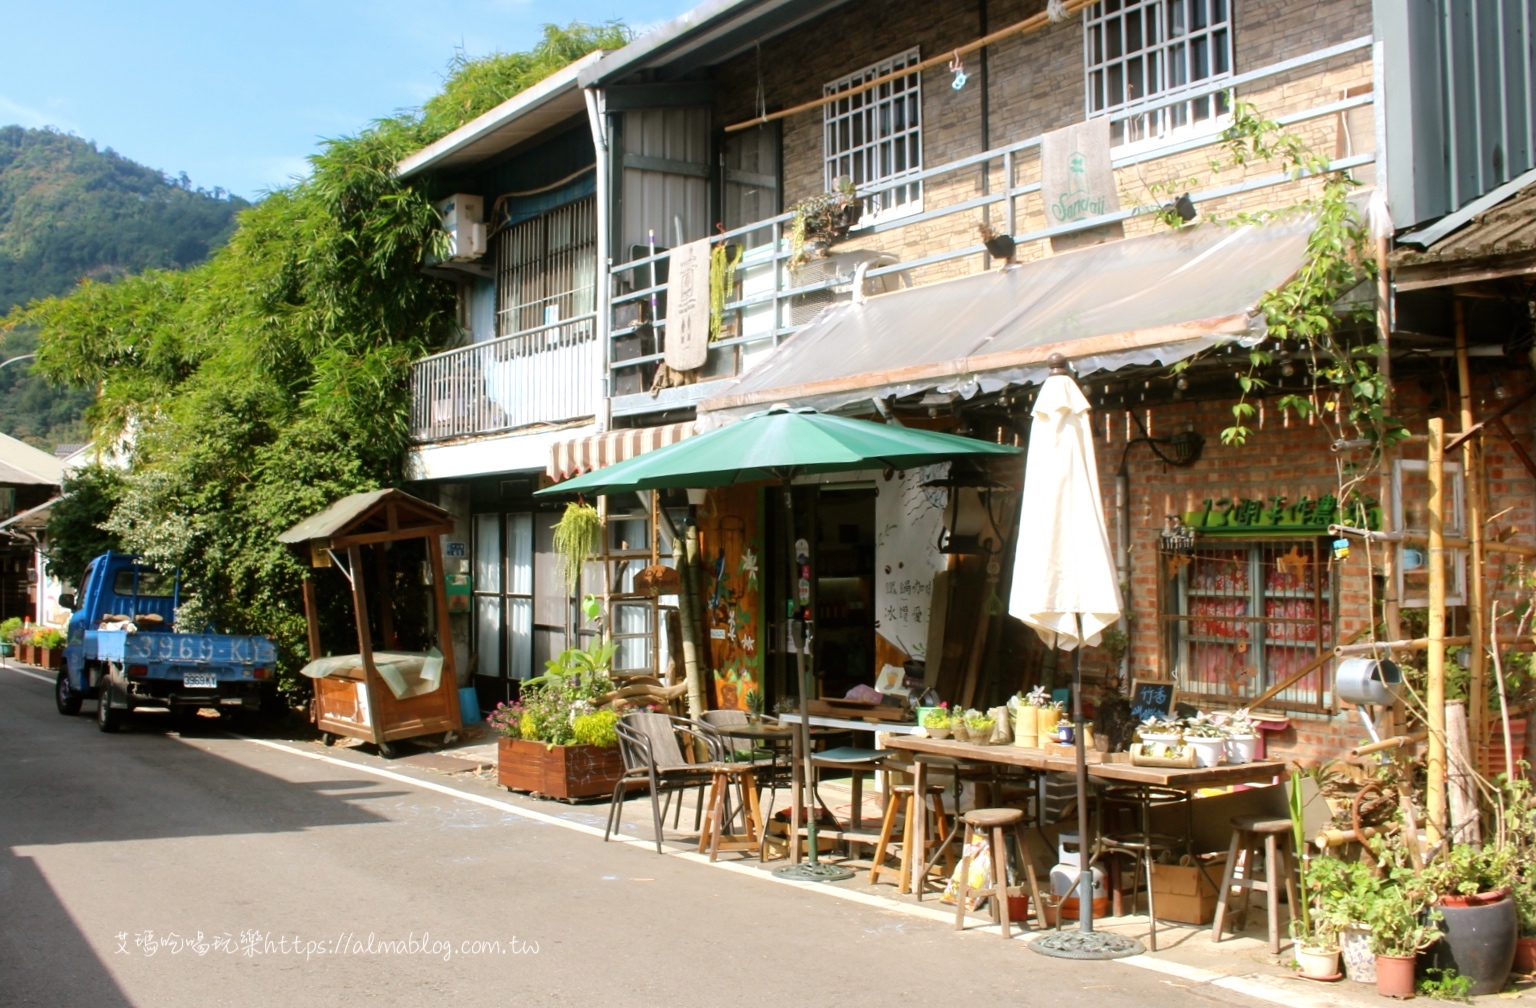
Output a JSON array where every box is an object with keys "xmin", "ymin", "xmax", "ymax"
[
  {"xmin": 724, "ymin": 0, "xmax": 1095, "ymax": 132},
  {"xmin": 1426, "ymin": 417, "xmax": 1448, "ymax": 848},
  {"xmin": 1456, "ymin": 302, "xmax": 1490, "ymax": 768},
  {"xmin": 1347, "ymin": 731, "xmax": 1428, "ymax": 758},
  {"xmin": 674, "ymin": 535, "xmax": 706, "ymax": 721},
  {"xmin": 1334, "ymin": 635, "xmax": 1471, "ymax": 656},
  {"xmin": 1490, "ymin": 603, "xmax": 1516, "ymax": 779}
]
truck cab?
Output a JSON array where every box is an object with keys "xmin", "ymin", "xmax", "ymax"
[{"xmin": 55, "ymin": 552, "xmax": 278, "ymax": 731}]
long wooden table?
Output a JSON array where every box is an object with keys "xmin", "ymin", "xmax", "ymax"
[{"xmin": 881, "ymin": 734, "xmax": 1287, "ymax": 904}]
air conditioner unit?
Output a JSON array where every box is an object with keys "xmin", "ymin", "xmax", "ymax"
[
  {"xmin": 788, "ymin": 250, "xmax": 908, "ymax": 327},
  {"xmin": 436, "ymin": 193, "xmax": 487, "ymax": 261}
]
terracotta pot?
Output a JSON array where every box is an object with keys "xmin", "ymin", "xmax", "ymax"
[
  {"xmin": 1513, "ymin": 936, "xmax": 1536, "ymax": 975},
  {"xmin": 1296, "ymin": 945, "xmax": 1340, "ymax": 980},
  {"xmin": 1431, "ymin": 888, "xmax": 1517, "ymax": 995},
  {"xmin": 1374, "ymin": 954, "xmax": 1417, "ymax": 999}
]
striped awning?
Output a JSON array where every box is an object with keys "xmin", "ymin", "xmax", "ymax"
[{"xmin": 546, "ymin": 422, "xmax": 696, "ymax": 482}]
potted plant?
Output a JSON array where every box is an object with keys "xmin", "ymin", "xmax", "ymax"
[
  {"xmin": 1137, "ymin": 715, "xmax": 1181, "ymax": 746},
  {"xmin": 494, "ymin": 641, "xmax": 626, "ymax": 801},
  {"xmin": 0, "ymin": 616, "xmax": 20, "ymax": 657},
  {"xmin": 1420, "ymin": 843, "xmax": 1519, "ymax": 994},
  {"xmin": 921, "ymin": 706, "xmax": 952, "ymax": 739},
  {"xmin": 1297, "ymin": 853, "xmax": 1370, "ymax": 980},
  {"xmin": 1314, "ymin": 854, "xmax": 1385, "ymax": 983},
  {"xmin": 1223, "ymin": 708, "xmax": 1261, "ymax": 764},
  {"xmin": 964, "ymin": 710, "xmax": 996, "ymax": 745},
  {"xmin": 14, "ymin": 625, "xmax": 34, "ymax": 665},
  {"xmin": 1513, "ymin": 880, "xmax": 1536, "ymax": 974},
  {"xmin": 1011, "ymin": 687, "xmax": 1050, "ymax": 746},
  {"xmin": 788, "ymin": 176, "xmax": 860, "ymax": 267},
  {"xmin": 1182, "ymin": 713, "xmax": 1227, "ymax": 767},
  {"xmin": 32, "ymin": 627, "xmax": 64, "ymax": 670},
  {"xmin": 1364, "ymin": 883, "xmax": 1440, "ymax": 999}
]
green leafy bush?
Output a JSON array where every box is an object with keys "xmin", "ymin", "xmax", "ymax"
[
  {"xmin": 31, "ymin": 628, "xmax": 63, "ymax": 649},
  {"xmin": 572, "ymin": 709, "xmax": 619, "ymax": 748},
  {"xmin": 0, "ymin": 617, "xmax": 22, "ymax": 643}
]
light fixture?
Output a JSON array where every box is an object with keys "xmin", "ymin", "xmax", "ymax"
[
  {"xmin": 1160, "ymin": 515, "xmax": 1196, "ymax": 556},
  {"xmin": 922, "ymin": 461, "xmax": 1007, "ymax": 555},
  {"xmin": 1278, "ymin": 351, "xmax": 1296, "ymax": 378},
  {"xmin": 1493, "ymin": 376, "xmax": 1510, "ymax": 400}
]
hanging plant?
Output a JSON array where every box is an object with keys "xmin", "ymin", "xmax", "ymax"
[
  {"xmin": 552, "ymin": 501, "xmax": 602, "ymax": 593},
  {"xmin": 788, "ymin": 176, "xmax": 860, "ymax": 267},
  {"xmin": 709, "ymin": 241, "xmax": 743, "ymax": 342}
]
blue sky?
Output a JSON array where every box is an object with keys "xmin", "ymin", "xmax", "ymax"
[{"xmin": 0, "ymin": 1, "xmax": 685, "ymax": 200}]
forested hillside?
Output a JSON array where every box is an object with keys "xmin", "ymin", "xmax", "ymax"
[{"xmin": 0, "ymin": 126, "xmax": 247, "ymax": 448}]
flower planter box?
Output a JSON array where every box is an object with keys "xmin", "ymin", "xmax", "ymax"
[
  {"xmin": 17, "ymin": 643, "xmax": 34, "ymax": 665},
  {"xmin": 497, "ymin": 737, "xmax": 625, "ymax": 801},
  {"xmin": 35, "ymin": 647, "xmax": 59, "ymax": 670}
]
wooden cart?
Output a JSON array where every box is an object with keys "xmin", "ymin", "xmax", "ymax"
[{"xmin": 279, "ymin": 488, "xmax": 462, "ymax": 756}]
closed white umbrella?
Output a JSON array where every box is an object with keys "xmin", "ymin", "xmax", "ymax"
[{"xmin": 1013, "ymin": 356, "xmax": 1141, "ymax": 960}]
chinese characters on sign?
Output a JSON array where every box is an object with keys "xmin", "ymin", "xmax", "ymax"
[
  {"xmin": 663, "ymin": 236, "xmax": 712, "ymax": 372},
  {"xmin": 874, "ymin": 465, "xmax": 948, "ymax": 660}
]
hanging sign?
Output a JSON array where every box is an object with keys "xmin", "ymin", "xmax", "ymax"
[
  {"xmin": 1040, "ymin": 117, "xmax": 1120, "ymax": 231},
  {"xmin": 874, "ymin": 464, "xmax": 948, "ymax": 660},
  {"xmin": 663, "ymin": 236, "xmax": 712, "ymax": 371}
]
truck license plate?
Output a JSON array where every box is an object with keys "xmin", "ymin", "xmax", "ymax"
[{"xmin": 183, "ymin": 671, "xmax": 217, "ymax": 689}]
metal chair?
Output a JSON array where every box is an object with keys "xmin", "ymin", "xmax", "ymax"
[{"xmin": 605, "ymin": 712, "xmax": 718, "ymax": 853}]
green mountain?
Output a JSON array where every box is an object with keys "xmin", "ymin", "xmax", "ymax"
[{"xmin": 0, "ymin": 125, "xmax": 248, "ymax": 450}]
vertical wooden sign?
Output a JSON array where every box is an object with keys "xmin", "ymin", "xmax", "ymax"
[{"xmin": 664, "ymin": 236, "xmax": 712, "ymax": 372}]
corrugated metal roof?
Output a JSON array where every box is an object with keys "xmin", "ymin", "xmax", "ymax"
[
  {"xmin": 0, "ymin": 432, "xmax": 66, "ymax": 486},
  {"xmin": 1395, "ymin": 174, "xmax": 1536, "ymax": 267}
]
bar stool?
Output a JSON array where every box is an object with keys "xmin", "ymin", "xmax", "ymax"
[
  {"xmin": 910, "ymin": 753, "xmax": 1022, "ymax": 901},
  {"xmin": 869, "ymin": 782, "xmax": 951, "ymax": 892},
  {"xmin": 1211, "ymin": 814, "xmax": 1299, "ymax": 954},
  {"xmin": 952, "ymin": 808, "xmax": 1047, "ymax": 939},
  {"xmin": 698, "ymin": 764, "xmax": 762, "ymax": 862},
  {"xmin": 1095, "ymin": 785, "xmax": 1186, "ymax": 952}
]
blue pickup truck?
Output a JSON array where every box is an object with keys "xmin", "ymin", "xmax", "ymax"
[{"xmin": 54, "ymin": 552, "xmax": 278, "ymax": 732}]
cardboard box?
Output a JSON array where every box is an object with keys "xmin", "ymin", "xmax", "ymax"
[{"xmin": 1149, "ymin": 857, "xmax": 1225, "ymax": 925}]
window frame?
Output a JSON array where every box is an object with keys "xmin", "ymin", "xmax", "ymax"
[
  {"xmin": 823, "ymin": 48, "xmax": 924, "ymax": 224},
  {"xmin": 1084, "ymin": 0, "xmax": 1235, "ymax": 151},
  {"xmin": 1160, "ymin": 537, "xmax": 1336, "ymax": 713},
  {"xmin": 472, "ymin": 511, "xmax": 535, "ymax": 681}
]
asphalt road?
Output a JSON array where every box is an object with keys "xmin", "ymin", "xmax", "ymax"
[{"xmin": 1, "ymin": 664, "xmax": 1276, "ymax": 1008}]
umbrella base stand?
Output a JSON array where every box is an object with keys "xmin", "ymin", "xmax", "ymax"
[
  {"xmin": 1030, "ymin": 930, "xmax": 1146, "ymax": 960},
  {"xmin": 773, "ymin": 861, "xmax": 855, "ymax": 882}
]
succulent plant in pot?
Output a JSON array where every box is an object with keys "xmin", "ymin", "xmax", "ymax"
[
  {"xmin": 963, "ymin": 709, "xmax": 996, "ymax": 745},
  {"xmin": 921, "ymin": 706, "xmax": 952, "ymax": 739},
  {"xmin": 1181, "ymin": 713, "xmax": 1227, "ymax": 767},
  {"xmin": 788, "ymin": 176, "xmax": 860, "ymax": 267},
  {"xmin": 1222, "ymin": 707, "xmax": 1261, "ymax": 764}
]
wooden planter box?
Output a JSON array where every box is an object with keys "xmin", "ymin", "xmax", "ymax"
[
  {"xmin": 497, "ymin": 737, "xmax": 625, "ymax": 801},
  {"xmin": 36, "ymin": 647, "xmax": 60, "ymax": 670},
  {"xmin": 17, "ymin": 643, "xmax": 34, "ymax": 665}
]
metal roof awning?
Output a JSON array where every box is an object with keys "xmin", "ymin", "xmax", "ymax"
[
  {"xmin": 699, "ymin": 214, "xmax": 1319, "ymax": 417},
  {"xmin": 547, "ymin": 422, "xmax": 696, "ymax": 483},
  {"xmin": 395, "ymin": 52, "xmax": 604, "ymax": 180},
  {"xmin": 0, "ymin": 496, "xmax": 60, "ymax": 536},
  {"xmin": 1393, "ymin": 170, "xmax": 1536, "ymax": 292},
  {"xmin": 278, "ymin": 488, "xmax": 454, "ymax": 546}
]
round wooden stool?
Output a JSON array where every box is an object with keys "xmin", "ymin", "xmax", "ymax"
[
  {"xmin": 1211, "ymin": 814, "xmax": 1299, "ymax": 954},
  {"xmin": 952, "ymin": 807, "xmax": 1046, "ymax": 939},
  {"xmin": 698, "ymin": 764, "xmax": 762, "ymax": 863},
  {"xmin": 869, "ymin": 782, "xmax": 951, "ymax": 892}
]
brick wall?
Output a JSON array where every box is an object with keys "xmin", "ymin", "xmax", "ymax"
[{"xmin": 709, "ymin": 0, "xmax": 1376, "ymax": 283}]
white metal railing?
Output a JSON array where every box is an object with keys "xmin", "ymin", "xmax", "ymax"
[
  {"xmin": 607, "ymin": 35, "xmax": 1375, "ymax": 407},
  {"xmin": 410, "ymin": 314, "xmax": 600, "ymax": 442}
]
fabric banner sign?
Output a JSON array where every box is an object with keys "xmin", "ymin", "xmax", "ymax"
[
  {"xmin": 874, "ymin": 464, "xmax": 948, "ymax": 660},
  {"xmin": 663, "ymin": 236, "xmax": 712, "ymax": 371},
  {"xmin": 1040, "ymin": 117, "xmax": 1120, "ymax": 231}
]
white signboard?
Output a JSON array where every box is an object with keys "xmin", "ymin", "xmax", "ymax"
[
  {"xmin": 874, "ymin": 464, "xmax": 948, "ymax": 660},
  {"xmin": 663, "ymin": 236, "xmax": 712, "ymax": 372}
]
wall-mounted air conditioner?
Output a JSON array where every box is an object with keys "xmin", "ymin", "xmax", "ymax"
[{"xmin": 436, "ymin": 194, "xmax": 487, "ymax": 261}]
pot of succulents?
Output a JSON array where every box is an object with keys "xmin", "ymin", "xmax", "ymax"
[
  {"xmin": 1181, "ymin": 713, "xmax": 1227, "ymax": 767},
  {"xmin": 964, "ymin": 710, "xmax": 996, "ymax": 745},
  {"xmin": 1365, "ymin": 884, "xmax": 1440, "ymax": 999},
  {"xmin": 921, "ymin": 707, "xmax": 952, "ymax": 739},
  {"xmin": 788, "ymin": 176, "xmax": 859, "ymax": 267},
  {"xmin": 1421, "ymin": 843, "xmax": 1519, "ymax": 995},
  {"xmin": 1136, "ymin": 715, "xmax": 1181, "ymax": 747},
  {"xmin": 1222, "ymin": 708, "xmax": 1261, "ymax": 764}
]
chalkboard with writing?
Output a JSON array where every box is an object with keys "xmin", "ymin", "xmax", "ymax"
[{"xmin": 1128, "ymin": 680, "xmax": 1176, "ymax": 723}]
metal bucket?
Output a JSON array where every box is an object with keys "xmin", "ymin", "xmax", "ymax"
[{"xmin": 1335, "ymin": 657, "xmax": 1403, "ymax": 706}]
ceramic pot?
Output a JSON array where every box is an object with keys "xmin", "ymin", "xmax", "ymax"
[
  {"xmin": 951, "ymin": 724, "xmax": 972, "ymax": 744},
  {"xmin": 1339, "ymin": 925, "xmax": 1376, "ymax": 983},
  {"xmin": 1296, "ymin": 945, "xmax": 1340, "ymax": 980},
  {"xmin": 1226, "ymin": 735, "xmax": 1259, "ymax": 764},
  {"xmin": 1188, "ymin": 737, "xmax": 1226, "ymax": 767},
  {"xmin": 927, "ymin": 728, "xmax": 951, "ymax": 740},
  {"xmin": 1430, "ymin": 888, "xmax": 1517, "ymax": 995},
  {"xmin": 1374, "ymin": 954, "xmax": 1416, "ymax": 999},
  {"xmin": 1512, "ymin": 936, "xmax": 1536, "ymax": 975},
  {"xmin": 1138, "ymin": 731, "xmax": 1181, "ymax": 746}
]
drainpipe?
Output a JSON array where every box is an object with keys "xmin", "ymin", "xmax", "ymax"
[
  {"xmin": 1116, "ymin": 457, "xmax": 1131, "ymax": 689},
  {"xmin": 584, "ymin": 85, "xmax": 613, "ymax": 433}
]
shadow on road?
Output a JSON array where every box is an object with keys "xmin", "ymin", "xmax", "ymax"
[{"xmin": 0, "ymin": 849, "xmax": 135, "ymax": 1006}]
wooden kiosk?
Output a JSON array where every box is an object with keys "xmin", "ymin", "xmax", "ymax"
[{"xmin": 279, "ymin": 488, "xmax": 462, "ymax": 756}]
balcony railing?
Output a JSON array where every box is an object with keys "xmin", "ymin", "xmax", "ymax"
[
  {"xmin": 607, "ymin": 35, "xmax": 1376, "ymax": 415},
  {"xmin": 410, "ymin": 313, "xmax": 600, "ymax": 443}
]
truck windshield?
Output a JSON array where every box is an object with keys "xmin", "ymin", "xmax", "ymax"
[{"xmin": 112, "ymin": 569, "xmax": 176, "ymax": 597}]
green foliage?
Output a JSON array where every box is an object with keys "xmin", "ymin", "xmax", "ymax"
[
  {"xmin": 518, "ymin": 670, "xmax": 609, "ymax": 747},
  {"xmin": 552, "ymin": 502, "xmax": 602, "ymax": 593},
  {"xmin": 3, "ymin": 24, "xmax": 627, "ymax": 687},
  {"xmin": 572, "ymin": 709, "xmax": 620, "ymax": 747},
  {"xmin": 788, "ymin": 176, "xmax": 858, "ymax": 267},
  {"xmin": 31, "ymin": 627, "xmax": 63, "ymax": 649},
  {"xmin": 42, "ymin": 462, "xmax": 125, "ymax": 582},
  {"xmin": 1421, "ymin": 843, "xmax": 1518, "ymax": 898},
  {"xmin": 921, "ymin": 707, "xmax": 952, "ymax": 730},
  {"xmin": 1417, "ymin": 967, "xmax": 1472, "ymax": 1002},
  {"xmin": 0, "ymin": 617, "xmax": 21, "ymax": 643},
  {"xmin": 1305, "ymin": 852, "xmax": 1382, "ymax": 939}
]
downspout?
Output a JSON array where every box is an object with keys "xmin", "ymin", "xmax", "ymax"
[
  {"xmin": 1116, "ymin": 456, "xmax": 1131, "ymax": 689},
  {"xmin": 584, "ymin": 85, "xmax": 613, "ymax": 433}
]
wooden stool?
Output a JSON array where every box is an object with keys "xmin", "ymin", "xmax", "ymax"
[
  {"xmin": 869, "ymin": 783, "xmax": 951, "ymax": 892},
  {"xmin": 698, "ymin": 765, "xmax": 762, "ymax": 862},
  {"xmin": 952, "ymin": 808, "xmax": 1047, "ymax": 939},
  {"xmin": 1211, "ymin": 814, "xmax": 1299, "ymax": 954}
]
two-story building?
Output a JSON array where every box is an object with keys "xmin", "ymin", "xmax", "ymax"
[{"xmin": 405, "ymin": 0, "xmax": 1536, "ymax": 763}]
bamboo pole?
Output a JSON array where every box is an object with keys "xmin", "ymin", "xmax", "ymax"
[
  {"xmin": 1330, "ymin": 524, "xmax": 1536, "ymax": 558},
  {"xmin": 1377, "ymin": 231, "xmax": 1403, "ymax": 646},
  {"xmin": 1426, "ymin": 417, "xmax": 1448, "ymax": 848},
  {"xmin": 1347, "ymin": 731, "xmax": 1428, "ymax": 758},
  {"xmin": 1455, "ymin": 301, "xmax": 1490, "ymax": 768},
  {"xmin": 1445, "ymin": 700, "xmax": 1481, "ymax": 845},
  {"xmin": 673, "ymin": 535, "xmax": 706, "ymax": 720},
  {"xmin": 1334, "ymin": 635, "xmax": 1471, "ymax": 656}
]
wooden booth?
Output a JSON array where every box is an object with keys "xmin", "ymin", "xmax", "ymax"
[{"xmin": 279, "ymin": 489, "xmax": 462, "ymax": 756}]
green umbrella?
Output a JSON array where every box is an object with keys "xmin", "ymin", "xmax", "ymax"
[{"xmin": 540, "ymin": 407, "xmax": 1018, "ymax": 881}]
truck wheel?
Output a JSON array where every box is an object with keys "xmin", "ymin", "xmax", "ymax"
[
  {"xmin": 97, "ymin": 681, "xmax": 123, "ymax": 734},
  {"xmin": 55, "ymin": 672, "xmax": 82, "ymax": 716}
]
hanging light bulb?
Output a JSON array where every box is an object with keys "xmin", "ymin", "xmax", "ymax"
[{"xmin": 1279, "ymin": 350, "xmax": 1296, "ymax": 378}]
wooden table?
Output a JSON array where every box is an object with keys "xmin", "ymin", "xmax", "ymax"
[{"xmin": 881, "ymin": 735, "xmax": 1286, "ymax": 902}]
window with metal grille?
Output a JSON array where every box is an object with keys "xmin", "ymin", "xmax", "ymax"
[
  {"xmin": 1085, "ymin": 0, "xmax": 1234, "ymax": 147},
  {"xmin": 1161, "ymin": 539, "xmax": 1334, "ymax": 712},
  {"xmin": 495, "ymin": 196, "xmax": 596, "ymax": 339},
  {"xmin": 824, "ymin": 49, "xmax": 922, "ymax": 221}
]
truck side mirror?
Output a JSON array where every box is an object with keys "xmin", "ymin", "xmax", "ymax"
[{"xmin": 58, "ymin": 593, "xmax": 75, "ymax": 611}]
